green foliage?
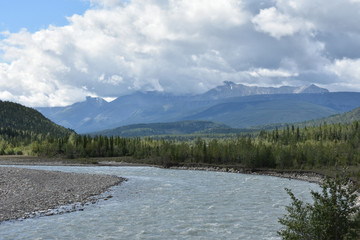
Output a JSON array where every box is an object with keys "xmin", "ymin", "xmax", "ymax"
[
  {"xmin": 278, "ymin": 174, "xmax": 360, "ymax": 239},
  {"xmin": 22, "ymin": 120, "xmax": 360, "ymax": 170},
  {"xmin": 3, "ymin": 99, "xmax": 360, "ymax": 171}
]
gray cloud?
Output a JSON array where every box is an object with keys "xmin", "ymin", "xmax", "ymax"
[{"xmin": 0, "ymin": 0, "xmax": 360, "ymax": 106}]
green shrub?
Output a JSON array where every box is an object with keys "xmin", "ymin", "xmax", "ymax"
[{"xmin": 278, "ymin": 174, "xmax": 360, "ymax": 239}]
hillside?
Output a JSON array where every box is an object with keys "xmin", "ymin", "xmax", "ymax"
[
  {"xmin": 254, "ymin": 106, "xmax": 360, "ymax": 131},
  {"xmin": 0, "ymin": 100, "xmax": 74, "ymax": 137},
  {"xmin": 101, "ymin": 106, "xmax": 360, "ymax": 137},
  {"xmin": 298, "ymin": 106, "xmax": 360, "ymax": 128},
  {"xmin": 184, "ymin": 99, "xmax": 338, "ymax": 128},
  {"xmin": 93, "ymin": 120, "xmax": 239, "ymax": 137},
  {"xmin": 313, "ymin": 107, "xmax": 360, "ymax": 125}
]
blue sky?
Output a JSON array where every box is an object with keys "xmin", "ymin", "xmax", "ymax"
[
  {"xmin": 1, "ymin": 0, "xmax": 360, "ymax": 107},
  {"xmin": 0, "ymin": 0, "xmax": 90, "ymax": 33}
]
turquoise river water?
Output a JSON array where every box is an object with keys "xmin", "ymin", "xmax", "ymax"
[{"xmin": 0, "ymin": 166, "xmax": 319, "ymax": 239}]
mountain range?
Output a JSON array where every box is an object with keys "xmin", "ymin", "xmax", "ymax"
[
  {"xmin": 199, "ymin": 81, "xmax": 329, "ymax": 100},
  {"xmin": 93, "ymin": 105, "xmax": 360, "ymax": 137},
  {"xmin": 37, "ymin": 82, "xmax": 360, "ymax": 134}
]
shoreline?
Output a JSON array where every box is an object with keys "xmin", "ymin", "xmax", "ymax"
[
  {"xmin": 0, "ymin": 155, "xmax": 152, "ymax": 167},
  {"xmin": 0, "ymin": 166, "xmax": 125, "ymax": 223},
  {"xmin": 2, "ymin": 156, "xmax": 359, "ymax": 227},
  {"xmin": 0, "ymin": 156, "xmax": 327, "ymax": 224},
  {"xmin": 0, "ymin": 156, "xmax": 325, "ymax": 184},
  {"xmin": 169, "ymin": 166, "xmax": 325, "ymax": 184},
  {"xmin": 0, "ymin": 155, "xmax": 326, "ymax": 183}
]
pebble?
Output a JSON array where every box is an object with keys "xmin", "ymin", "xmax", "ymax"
[{"xmin": 0, "ymin": 167, "xmax": 125, "ymax": 223}]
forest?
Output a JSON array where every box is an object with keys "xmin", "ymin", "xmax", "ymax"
[
  {"xmin": 1, "ymin": 100, "xmax": 360, "ymax": 170},
  {"xmin": 2, "ymin": 120, "xmax": 359, "ymax": 171},
  {"xmin": 2, "ymin": 101, "xmax": 360, "ymax": 238}
]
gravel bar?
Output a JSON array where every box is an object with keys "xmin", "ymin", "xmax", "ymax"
[{"xmin": 0, "ymin": 167, "xmax": 125, "ymax": 222}]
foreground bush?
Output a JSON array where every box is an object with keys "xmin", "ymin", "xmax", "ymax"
[{"xmin": 278, "ymin": 174, "xmax": 360, "ymax": 239}]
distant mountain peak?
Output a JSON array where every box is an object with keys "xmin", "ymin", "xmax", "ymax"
[
  {"xmin": 36, "ymin": 82, "xmax": 341, "ymax": 133},
  {"xmin": 221, "ymin": 81, "xmax": 237, "ymax": 91},
  {"xmin": 86, "ymin": 96, "xmax": 104, "ymax": 101},
  {"xmin": 295, "ymin": 84, "xmax": 329, "ymax": 94},
  {"xmin": 202, "ymin": 82, "xmax": 329, "ymax": 100},
  {"xmin": 85, "ymin": 96, "xmax": 107, "ymax": 106},
  {"xmin": 223, "ymin": 81, "xmax": 236, "ymax": 86}
]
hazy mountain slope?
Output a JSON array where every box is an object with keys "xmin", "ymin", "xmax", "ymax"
[
  {"xmin": 322, "ymin": 107, "xmax": 360, "ymax": 124},
  {"xmin": 0, "ymin": 100, "xmax": 74, "ymax": 136},
  {"xmin": 299, "ymin": 106, "xmax": 360, "ymax": 127},
  {"xmin": 36, "ymin": 82, "xmax": 360, "ymax": 133},
  {"xmin": 98, "ymin": 92, "xmax": 209, "ymax": 127},
  {"xmin": 38, "ymin": 92, "xmax": 217, "ymax": 133},
  {"xmin": 251, "ymin": 105, "xmax": 360, "ymax": 131},
  {"xmin": 211, "ymin": 92, "xmax": 360, "ymax": 112},
  {"xmin": 37, "ymin": 96, "xmax": 109, "ymax": 131},
  {"xmin": 93, "ymin": 120, "xmax": 235, "ymax": 137},
  {"xmin": 184, "ymin": 99, "xmax": 338, "ymax": 128}
]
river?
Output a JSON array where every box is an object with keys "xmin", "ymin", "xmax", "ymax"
[{"xmin": 0, "ymin": 166, "xmax": 319, "ymax": 239}]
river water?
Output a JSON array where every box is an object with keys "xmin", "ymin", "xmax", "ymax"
[{"xmin": 0, "ymin": 166, "xmax": 319, "ymax": 239}]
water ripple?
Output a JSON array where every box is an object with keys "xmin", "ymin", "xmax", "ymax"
[{"xmin": 0, "ymin": 166, "xmax": 319, "ymax": 239}]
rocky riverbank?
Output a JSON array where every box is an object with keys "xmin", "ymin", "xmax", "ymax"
[
  {"xmin": 170, "ymin": 166, "xmax": 325, "ymax": 184},
  {"xmin": 0, "ymin": 167, "xmax": 125, "ymax": 223}
]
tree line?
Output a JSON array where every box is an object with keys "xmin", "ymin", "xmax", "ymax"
[{"xmin": 16, "ymin": 120, "xmax": 359, "ymax": 169}]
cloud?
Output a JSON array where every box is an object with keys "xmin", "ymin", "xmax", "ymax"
[
  {"xmin": 1, "ymin": 0, "xmax": 360, "ymax": 107},
  {"xmin": 252, "ymin": 7, "xmax": 313, "ymax": 39},
  {"xmin": 89, "ymin": 0, "xmax": 124, "ymax": 8},
  {"xmin": 247, "ymin": 67, "xmax": 299, "ymax": 78},
  {"xmin": 0, "ymin": 0, "xmax": 250, "ymax": 106},
  {"xmin": 326, "ymin": 58, "xmax": 360, "ymax": 90}
]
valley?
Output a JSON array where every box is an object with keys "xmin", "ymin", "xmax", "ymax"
[
  {"xmin": 2, "ymin": 83, "xmax": 360, "ymax": 176},
  {"xmin": 1, "ymin": 84, "xmax": 360, "ymax": 239}
]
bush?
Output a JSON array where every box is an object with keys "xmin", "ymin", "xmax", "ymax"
[{"xmin": 278, "ymin": 174, "xmax": 360, "ymax": 239}]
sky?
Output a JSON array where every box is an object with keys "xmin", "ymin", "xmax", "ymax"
[{"xmin": 1, "ymin": 0, "xmax": 360, "ymax": 107}]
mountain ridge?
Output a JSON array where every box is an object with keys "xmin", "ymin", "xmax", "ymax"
[
  {"xmin": 200, "ymin": 82, "xmax": 328, "ymax": 100},
  {"xmin": 36, "ymin": 83, "xmax": 359, "ymax": 134},
  {"xmin": 97, "ymin": 106, "xmax": 360, "ymax": 137}
]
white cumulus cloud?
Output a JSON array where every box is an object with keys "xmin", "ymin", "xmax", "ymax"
[
  {"xmin": 0, "ymin": 0, "xmax": 250, "ymax": 106},
  {"xmin": 1, "ymin": 0, "xmax": 360, "ymax": 107},
  {"xmin": 252, "ymin": 7, "xmax": 314, "ymax": 39},
  {"xmin": 247, "ymin": 67, "xmax": 299, "ymax": 78},
  {"xmin": 327, "ymin": 58, "xmax": 360, "ymax": 90}
]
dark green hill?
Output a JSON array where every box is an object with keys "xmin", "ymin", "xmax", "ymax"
[
  {"xmin": 0, "ymin": 100, "xmax": 74, "ymax": 137},
  {"xmin": 255, "ymin": 106, "xmax": 360, "ymax": 130},
  {"xmin": 314, "ymin": 107, "xmax": 360, "ymax": 124},
  {"xmin": 296, "ymin": 106, "xmax": 360, "ymax": 128},
  {"xmin": 93, "ymin": 120, "xmax": 238, "ymax": 137}
]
